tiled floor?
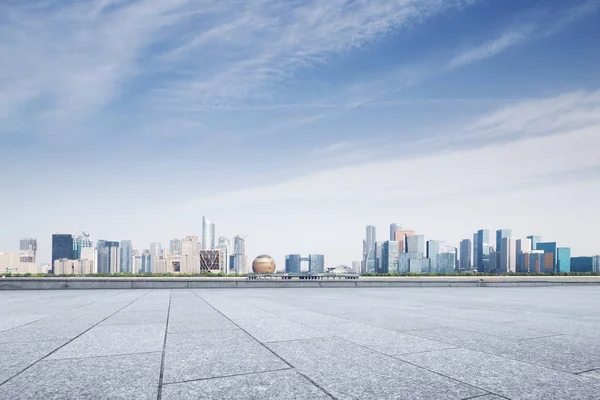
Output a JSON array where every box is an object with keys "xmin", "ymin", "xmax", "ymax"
[{"xmin": 1, "ymin": 287, "xmax": 600, "ymax": 399}]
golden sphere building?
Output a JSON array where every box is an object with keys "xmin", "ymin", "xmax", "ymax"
[{"xmin": 252, "ymin": 255, "xmax": 276, "ymax": 274}]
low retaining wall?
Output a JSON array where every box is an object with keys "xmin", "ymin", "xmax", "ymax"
[{"xmin": 1, "ymin": 277, "xmax": 600, "ymax": 290}]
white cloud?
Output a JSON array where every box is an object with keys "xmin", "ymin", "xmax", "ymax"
[
  {"xmin": 448, "ymin": 1, "xmax": 599, "ymax": 68},
  {"xmin": 181, "ymin": 90, "xmax": 600, "ymax": 265}
]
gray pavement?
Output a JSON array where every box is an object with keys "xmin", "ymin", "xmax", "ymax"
[{"xmin": 0, "ymin": 287, "xmax": 599, "ymax": 399}]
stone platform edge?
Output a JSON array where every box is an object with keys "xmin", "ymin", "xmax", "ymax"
[{"xmin": 1, "ymin": 276, "xmax": 600, "ymax": 290}]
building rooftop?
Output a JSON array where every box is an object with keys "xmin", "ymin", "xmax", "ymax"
[{"xmin": 1, "ymin": 287, "xmax": 600, "ymax": 399}]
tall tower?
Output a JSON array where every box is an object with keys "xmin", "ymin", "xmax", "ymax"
[
  {"xmin": 476, "ymin": 229, "xmax": 490, "ymax": 272},
  {"xmin": 496, "ymin": 229, "xmax": 512, "ymax": 254},
  {"xmin": 19, "ymin": 238, "xmax": 37, "ymax": 263},
  {"xmin": 459, "ymin": 239, "xmax": 472, "ymax": 270},
  {"xmin": 52, "ymin": 234, "xmax": 73, "ymax": 273},
  {"xmin": 363, "ymin": 225, "xmax": 376, "ymax": 273},
  {"xmin": 73, "ymin": 232, "xmax": 92, "ymax": 260},
  {"xmin": 202, "ymin": 216, "xmax": 216, "ymax": 250},
  {"xmin": 389, "ymin": 223, "xmax": 401, "ymax": 241},
  {"xmin": 120, "ymin": 240, "xmax": 133, "ymax": 273}
]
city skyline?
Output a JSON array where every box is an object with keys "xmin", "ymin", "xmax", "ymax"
[{"xmin": 1, "ymin": 1, "xmax": 599, "ymax": 268}]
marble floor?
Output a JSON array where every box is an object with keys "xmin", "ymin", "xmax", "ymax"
[{"xmin": 1, "ymin": 287, "xmax": 600, "ymax": 399}]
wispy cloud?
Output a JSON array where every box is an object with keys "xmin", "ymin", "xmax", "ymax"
[{"xmin": 448, "ymin": 0, "xmax": 599, "ymax": 68}]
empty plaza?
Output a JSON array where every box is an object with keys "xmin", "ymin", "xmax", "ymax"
[{"xmin": 1, "ymin": 286, "xmax": 600, "ymax": 399}]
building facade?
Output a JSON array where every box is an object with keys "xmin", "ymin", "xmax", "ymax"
[
  {"xmin": 459, "ymin": 239, "xmax": 472, "ymax": 270},
  {"xmin": 499, "ymin": 237, "xmax": 517, "ymax": 273},
  {"xmin": 476, "ymin": 229, "xmax": 490, "ymax": 273},
  {"xmin": 309, "ymin": 254, "xmax": 325, "ymax": 274},
  {"xmin": 19, "ymin": 238, "xmax": 37, "ymax": 263},
  {"xmin": 52, "ymin": 234, "xmax": 73, "ymax": 273},
  {"xmin": 72, "ymin": 232, "xmax": 92, "ymax": 260},
  {"xmin": 496, "ymin": 229, "xmax": 512, "ymax": 253},
  {"xmin": 120, "ymin": 240, "xmax": 133, "ymax": 273},
  {"xmin": 285, "ymin": 254, "xmax": 302, "ymax": 273},
  {"xmin": 556, "ymin": 247, "xmax": 571, "ymax": 273},
  {"xmin": 202, "ymin": 216, "xmax": 216, "ymax": 250}
]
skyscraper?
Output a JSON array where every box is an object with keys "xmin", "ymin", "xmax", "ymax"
[
  {"xmin": 181, "ymin": 235, "xmax": 200, "ymax": 274},
  {"xmin": 52, "ymin": 234, "xmax": 73, "ymax": 273},
  {"xmin": 97, "ymin": 240, "xmax": 119, "ymax": 274},
  {"xmin": 73, "ymin": 232, "xmax": 92, "ymax": 260},
  {"xmin": 499, "ymin": 237, "xmax": 517, "ymax": 273},
  {"xmin": 169, "ymin": 239, "xmax": 181, "ymax": 255},
  {"xmin": 231, "ymin": 235, "xmax": 246, "ymax": 274},
  {"xmin": 516, "ymin": 238, "xmax": 532, "ymax": 272},
  {"xmin": 557, "ymin": 248, "xmax": 571, "ymax": 273},
  {"xmin": 120, "ymin": 240, "xmax": 133, "ymax": 273},
  {"xmin": 459, "ymin": 239, "xmax": 472, "ymax": 270},
  {"xmin": 363, "ymin": 225, "xmax": 376, "ymax": 273},
  {"xmin": 150, "ymin": 243, "xmax": 161, "ymax": 272},
  {"xmin": 476, "ymin": 229, "xmax": 490, "ymax": 272},
  {"xmin": 19, "ymin": 238, "xmax": 37, "ymax": 263},
  {"xmin": 472, "ymin": 233, "xmax": 479, "ymax": 270},
  {"xmin": 406, "ymin": 235, "xmax": 425, "ymax": 256},
  {"xmin": 202, "ymin": 216, "xmax": 216, "ymax": 250},
  {"xmin": 426, "ymin": 240, "xmax": 441, "ymax": 272},
  {"xmin": 141, "ymin": 250, "xmax": 152, "ymax": 273},
  {"xmin": 527, "ymin": 235, "xmax": 542, "ymax": 250},
  {"xmin": 285, "ymin": 254, "xmax": 301, "ymax": 273},
  {"xmin": 496, "ymin": 229, "xmax": 512, "ymax": 253},
  {"xmin": 308, "ymin": 254, "xmax": 325, "ymax": 274},
  {"xmin": 374, "ymin": 241, "xmax": 385, "ymax": 273},
  {"xmin": 215, "ymin": 236, "xmax": 230, "ymax": 273},
  {"xmin": 394, "ymin": 230, "xmax": 416, "ymax": 253},
  {"xmin": 389, "ymin": 223, "xmax": 401, "ymax": 241},
  {"xmin": 536, "ymin": 242, "xmax": 557, "ymax": 272},
  {"xmin": 381, "ymin": 241, "xmax": 399, "ymax": 273}
]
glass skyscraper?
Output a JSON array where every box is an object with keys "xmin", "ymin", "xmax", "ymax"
[
  {"xmin": 389, "ymin": 223, "xmax": 401, "ymax": 241},
  {"xmin": 285, "ymin": 254, "xmax": 302, "ymax": 273},
  {"xmin": 536, "ymin": 242, "xmax": 557, "ymax": 272},
  {"xmin": 169, "ymin": 239, "xmax": 181, "ymax": 255},
  {"xmin": 476, "ymin": 229, "xmax": 490, "ymax": 273},
  {"xmin": 363, "ymin": 225, "xmax": 376, "ymax": 273},
  {"xmin": 72, "ymin": 232, "xmax": 92, "ymax": 260},
  {"xmin": 381, "ymin": 241, "xmax": 399, "ymax": 273},
  {"xmin": 495, "ymin": 229, "xmax": 512, "ymax": 253},
  {"xmin": 52, "ymin": 234, "xmax": 73, "ymax": 273},
  {"xmin": 19, "ymin": 238, "xmax": 37, "ymax": 263},
  {"xmin": 406, "ymin": 235, "xmax": 425, "ymax": 256},
  {"xmin": 459, "ymin": 239, "xmax": 472, "ymax": 270},
  {"xmin": 527, "ymin": 235, "xmax": 542, "ymax": 250},
  {"xmin": 556, "ymin": 248, "xmax": 571, "ymax": 273},
  {"xmin": 120, "ymin": 240, "xmax": 133, "ymax": 273},
  {"xmin": 202, "ymin": 216, "xmax": 216, "ymax": 250},
  {"xmin": 308, "ymin": 254, "xmax": 325, "ymax": 274}
]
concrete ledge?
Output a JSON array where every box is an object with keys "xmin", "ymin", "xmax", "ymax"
[{"xmin": 1, "ymin": 276, "xmax": 600, "ymax": 290}]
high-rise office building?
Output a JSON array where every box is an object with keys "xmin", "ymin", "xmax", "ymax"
[
  {"xmin": 215, "ymin": 236, "xmax": 230, "ymax": 274},
  {"xmin": 97, "ymin": 240, "xmax": 119, "ymax": 274},
  {"xmin": 19, "ymin": 238, "xmax": 37, "ymax": 263},
  {"xmin": 496, "ymin": 229, "xmax": 512, "ymax": 253},
  {"xmin": 556, "ymin": 248, "xmax": 571, "ymax": 273},
  {"xmin": 472, "ymin": 233, "xmax": 479, "ymax": 270},
  {"xmin": 499, "ymin": 237, "xmax": 517, "ymax": 273},
  {"xmin": 352, "ymin": 261, "xmax": 361, "ymax": 273},
  {"xmin": 516, "ymin": 238, "xmax": 532, "ymax": 272},
  {"xmin": 476, "ymin": 229, "xmax": 490, "ymax": 272},
  {"xmin": 231, "ymin": 235, "xmax": 246, "ymax": 274},
  {"xmin": 309, "ymin": 254, "xmax": 325, "ymax": 274},
  {"xmin": 181, "ymin": 235, "xmax": 200, "ymax": 274},
  {"xmin": 527, "ymin": 235, "xmax": 542, "ymax": 250},
  {"xmin": 394, "ymin": 230, "xmax": 416, "ymax": 253},
  {"xmin": 374, "ymin": 241, "xmax": 385, "ymax": 273},
  {"xmin": 169, "ymin": 239, "xmax": 181, "ymax": 255},
  {"xmin": 363, "ymin": 225, "xmax": 376, "ymax": 273},
  {"xmin": 381, "ymin": 241, "xmax": 399, "ymax": 273},
  {"xmin": 489, "ymin": 249, "xmax": 500, "ymax": 272},
  {"xmin": 52, "ymin": 234, "xmax": 73, "ymax": 273},
  {"xmin": 141, "ymin": 250, "xmax": 152, "ymax": 273},
  {"xmin": 389, "ymin": 223, "xmax": 401, "ymax": 241},
  {"xmin": 72, "ymin": 232, "xmax": 92, "ymax": 260},
  {"xmin": 536, "ymin": 242, "xmax": 557, "ymax": 272},
  {"xmin": 571, "ymin": 256, "xmax": 600, "ymax": 273},
  {"xmin": 150, "ymin": 243, "xmax": 161, "ymax": 272},
  {"xmin": 459, "ymin": 239, "xmax": 472, "ymax": 270},
  {"xmin": 202, "ymin": 216, "xmax": 216, "ymax": 250},
  {"xmin": 426, "ymin": 240, "xmax": 441, "ymax": 273},
  {"xmin": 406, "ymin": 235, "xmax": 425, "ymax": 256},
  {"xmin": 285, "ymin": 254, "xmax": 302, "ymax": 273},
  {"xmin": 120, "ymin": 240, "xmax": 133, "ymax": 273}
]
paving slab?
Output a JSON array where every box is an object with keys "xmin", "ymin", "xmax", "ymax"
[
  {"xmin": 163, "ymin": 329, "xmax": 288, "ymax": 383},
  {"xmin": 0, "ymin": 341, "xmax": 67, "ymax": 384},
  {"xmin": 0, "ymin": 317, "xmax": 100, "ymax": 343},
  {"xmin": 234, "ymin": 317, "xmax": 332, "ymax": 343},
  {"xmin": 161, "ymin": 369, "xmax": 330, "ymax": 400},
  {"xmin": 47, "ymin": 323, "xmax": 165, "ymax": 359},
  {"xmin": 267, "ymin": 337, "xmax": 486, "ymax": 400},
  {"xmin": 100, "ymin": 310, "xmax": 168, "ymax": 326},
  {"xmin": 398, "ymin": 347, "xmax": 600, "ymax": 400},
  {"xmin": 0, "ymin": 352, "xmax": 161, "ymax": 400},
  {"xmin": 168, "ymin": 313, "xmax": 238, "ymax": 333}
]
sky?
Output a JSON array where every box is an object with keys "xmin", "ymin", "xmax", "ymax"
[{"xmin": 1, "ymin": 0, "xmax": 600, "ymax": 267}]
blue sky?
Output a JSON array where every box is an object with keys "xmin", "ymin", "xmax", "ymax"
[{"xmin": 1, "ymin": 0, "xmax": 599, "ymax": 267}]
